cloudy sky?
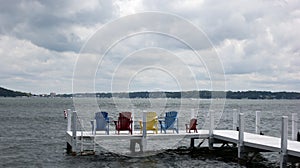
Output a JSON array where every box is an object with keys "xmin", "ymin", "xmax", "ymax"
[{"xmin": 0, "ymin": 0, "xmax": 299, "ymax": 94}]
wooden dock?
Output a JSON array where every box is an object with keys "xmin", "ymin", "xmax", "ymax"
[
  {"xmin": 213, "ymin": 130, "xmax": 300, "ymax": 158},
  {"xmin": 65, "ymin": 110, "xmax": 300, "ymax": 168}
]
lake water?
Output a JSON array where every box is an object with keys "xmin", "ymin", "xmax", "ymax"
[{"xmin": 0, "ymin": 97, "xmax": 299, "ymax": 167}]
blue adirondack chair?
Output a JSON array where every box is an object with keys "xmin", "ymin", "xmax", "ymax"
[
  {"xmin": 159, "ymin": 111, "xmax": 179, "ymax": 134},
  {"xmin": 91, "ymin": 111, "xmax": 109, "ymax": 135}
]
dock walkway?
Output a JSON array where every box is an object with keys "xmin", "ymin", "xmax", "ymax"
[
  {"xmin": 213, "ymin": 130, "xmax": 300, "ymax": 158},
  {"xmin": 66, "ymin": 111, "xmax": 300, "ymax": 168}
]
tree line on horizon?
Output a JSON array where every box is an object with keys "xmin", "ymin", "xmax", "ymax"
[
  {"xmin": 0, "ymin": 87, "xmax": 30, "ymax": 97},
  {"xmin": 1, "ymin": 86, "xmax": 300, "ymax": 99},
  {"xmin": 71, "ymin": 90, "xmax": 300, "ymax": 99}
]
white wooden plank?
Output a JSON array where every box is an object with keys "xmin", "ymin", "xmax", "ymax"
[
  {"xmin": 66, "ymin": 128, "xmax": 300, "ymax": 158},
  {"xmin": 213, "ymin": 130, "xmax": 238, "ymax": 143},
  {"xmin": 244, "ymin": 133, "xmax": 281, "ymax": 152},
  {"xmin": 66, "ymin": 130, "xmax": 210, "ymax": 140},
  {"xmin": 287, "ymin": 140, "xmax": 300, "ymax": 157}
]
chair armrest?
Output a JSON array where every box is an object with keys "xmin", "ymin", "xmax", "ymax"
[
  {"xmin": 138, "ymin": 120, "xmax": 143, "ymax": 127},
  {"xmin": 113, "ymin": 120, "xmax": 117, "ymax": 125},
  {"xmin": 158, "ymin": 120, "xmax": 164, "ymax": 125},
  {"xmin": 185, "ymin": 123, "xmax": 189, "ymax": 129},
  {"xmin": 152, "ymin": 119, "xmax": 158, "ymax": 127}
]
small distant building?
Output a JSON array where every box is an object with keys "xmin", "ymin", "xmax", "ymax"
[{"xmin": 50, "ymin": 92, "xmax": 56, "ymax": 97}]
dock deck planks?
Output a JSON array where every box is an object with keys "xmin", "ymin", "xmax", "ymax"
[
  {"xmin": 67, "ymin": 129, "xmax": 300, "ymax": 157},
  {"xmin": 214, "ymin": 130, "xmax": 300, "ymax": 157}
]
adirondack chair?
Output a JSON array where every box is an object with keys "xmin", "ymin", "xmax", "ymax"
[
  {"xmin": 185, "ymin": 118, "xmax": 198, "ymax": 133},
  {"xmin": 114, "ymin": 112, "xmax": 133, "ymax": 135},
  {"xmin": 91, "ymin": 111, "xmax": 110, "ymax": 135},
  {"xmin": 159, "ymin": 111, "xmax": 179, "ymax": 134},
  {"xmin": 139, "ymin": 112, "xmax": 158, "ymax": 134}
]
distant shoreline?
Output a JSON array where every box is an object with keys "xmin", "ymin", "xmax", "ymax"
[
  {"xmin": 1, "ymin": 86, "xmax": 300, "ymax": 99},
  {"xmin": 65, "ymin": 91, "xmax": 300, "ymax": 99}
]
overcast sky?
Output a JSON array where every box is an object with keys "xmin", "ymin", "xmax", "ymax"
[{"xmin": 0, "ymin": 0, "xmax": 299, "ymax": 94}]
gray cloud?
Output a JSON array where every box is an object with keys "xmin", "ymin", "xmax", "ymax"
[
  {"xmin": 0, "ymin": 0, "xmax": 116, "ymax": 52},
  {"xmin": 0, "ymin": 0, "xmax": 299, "ymax": 93}
]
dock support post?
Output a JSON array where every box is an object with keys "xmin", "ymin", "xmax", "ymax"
[
  {"xmin": 209, "ymin": 110, "xmax": 214, "ymax": 150},
  {"xmin": 233, "ymin": 109, "xmax": 237, "ymax": 130},
  {"xmin": 280, "ymin": 116, "xmax": 288, "ymax": 168},
  {"xmin": 66, "ymin": 142, "xmax": 72, "ymax": 154},
  {"xmin": 71, "ymin": 111, "xmax": 77, "ymax": 153},
  {"xmin": 255, "ymin": 111, "xmax": 261, "ymax": 134},
  {"xmin": 190, "ymin": 138, "xmax": 195, "ymax": 148},
  {"xmin": 292, "ymin": 113, "xmax": 298, "ymax": 141},
  {"xmin": 238, "ymin": 113, "xmax": 245, "ymax": 159}
]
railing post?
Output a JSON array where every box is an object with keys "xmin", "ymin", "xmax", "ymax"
[
  {"xmin": 66, "ymin": 109, "xmax": 73, "ymax": 154},
  {"xmin": 142, "ymin": 111, "xmax": 147, "ymax": 151},
  {"xmin": 142, "ymin": 111, "xmax": 147, "ymax": 138},
  {"xmin": 80, "ymin": 119, "xmax": 83, "ymax": 153},
  {"xmin": 191, "ymin": 109, "xmax": 195, "ymax": 119},
  {"xmin": 292, "ymin": 113, "xmax": 298, "ymax": 141},
  {"xmin": 132, "ymin": 109, "xmax": 135, "ymax": 134},
  {"xmin": 238, "ymin": 113, "xmax": 244, "ymax": 159},
  {"xmin": 280, "ymin": 116, "xmax": 288, "ymax": 168},
  {"xmin": 255, "ymin": 111, "xmax": 261, "ymax": 134},
  {"xmin": 209, "ymin": 110, "xmax": 214, "ymax": 150},
  {"xmin": 71, "ymin": 111, "xmax": 77, "ymax": 153},
  {"xmin": 233, "ymin": 109, "xmax": 237, "ymax": 130},
  {"xmin": 67, "ymin": 109, "xmax": 71, "ymax": 131}
]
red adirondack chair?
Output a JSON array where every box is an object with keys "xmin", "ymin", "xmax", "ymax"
[
  {"xmin": 185, "ymin": 118, "xmax": 198, "ymax": 133},
  {"xmin": 114, "ymin": 112, "xmax": 133, "ymax": 135}
]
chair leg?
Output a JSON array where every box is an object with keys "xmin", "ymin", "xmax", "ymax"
[
  {"xmin": 107, "ymin": 124, "xmax": 109, "ymax": 135},
  {"xmin": 185, "ymin": 124, "xmax": 188, "ymax": 133}
]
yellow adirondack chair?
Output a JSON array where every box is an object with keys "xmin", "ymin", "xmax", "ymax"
[{"xmin": 139, "ymin": 112, "xmax": 158, "ymax": 134}]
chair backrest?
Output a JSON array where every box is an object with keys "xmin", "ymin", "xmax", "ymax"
[
  {"xmin": 145, "ymin": 112, "xmax": 157, "ymax": 129},
  {"xmin": 95, "ymin": 111, "xmax": 108, "ymax": 130},
  {"xmin": 118, "ymin": 112, "xmax": 132, "ymax": 129},
  {"xmin": 166, "ymin": 111, "xmax": 177, "ymax": 118},
  {"xmin": 120, "ymin": 112, "xmax": 131, "ymax": 118},
  {"xmin": 146, "ymin": 112, "xmax": 157, "ymax": 121},
  {"xmin": 164, "ymin": 111, "xmax": 178, "ymax": 129},
  {"xmin": 189, "ymin": 118, "xmax": 197, "ymax": 129}
]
